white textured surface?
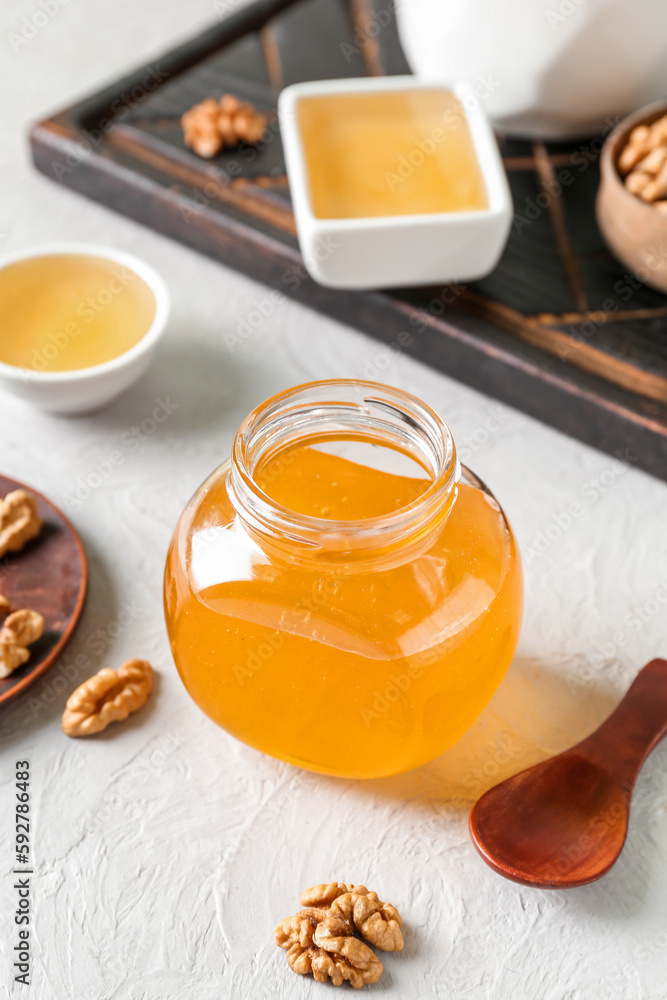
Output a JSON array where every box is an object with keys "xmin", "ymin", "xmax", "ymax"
[{"xmin": 1, "ymin": 2, "xmax": 667, "ymax": 997}]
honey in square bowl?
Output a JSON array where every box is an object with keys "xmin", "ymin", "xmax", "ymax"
[
  {"xmin": 164, "ymin": 381, "xmax": 523, "ymax": 778},
  {"xmin": 278, "ymin": 77, "xmax": 512, "ymax": 289}
]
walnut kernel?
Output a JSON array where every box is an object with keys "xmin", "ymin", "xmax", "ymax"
[
  {"xmin": 61, "ymin": 658, "xmax": 153, "ymax": 737},
  {"xmin": 300, "ymin": 884, "xmax": 404, "ymax": 952},
  {"xmin": 275, "ymin": 912, "xmax": 383, "ymax": 989},
  {"xmin": 0, "ymin": 490, "xmax": 42, "ymax": 559},
  {"xmin": 181, "ymin": 93, "xmax": 268, "ymax": 158},
  {"xmin": 0, "ymin": 607, "xmax": 44, "ymax": 679},
  {"xmin": 0, "ymin": 641, "xmax": 30, "ymax": 679},
  {"xmin": 276, "ymin": 882, "xmax": 403, "ymax": 989}
]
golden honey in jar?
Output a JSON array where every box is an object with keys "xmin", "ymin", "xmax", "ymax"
[{"xmin": 164, "ymin": 381, "xmax": 523, "ymax": 778}]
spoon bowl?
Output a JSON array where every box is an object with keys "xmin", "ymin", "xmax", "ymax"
[{"xmin": 470, "ymin": 658, "xmax": 667, "ymax": 888}]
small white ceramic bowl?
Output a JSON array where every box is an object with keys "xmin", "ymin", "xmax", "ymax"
[
  {"xmin": 0, "ymin": 243, "xmax": 169, "ymax": 414},
  {"xmin": 278, "ymin": 76, "xmax": 512, "ymax": 290}
]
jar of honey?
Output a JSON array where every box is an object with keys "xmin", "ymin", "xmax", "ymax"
[{"xmin": 164, "ymin": 381, "xmax": 523, "ymax": 778}]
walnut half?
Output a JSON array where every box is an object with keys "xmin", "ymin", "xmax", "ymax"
[
  {"xmin": 0, "ymin": 490, "xmax": 42, "ymax": 559},
  {"xmin": 181, "ymin": 93, "xmax": 268, "ymax": 159},
  {"xmin": 275, "ymin": 912, "xmax": 383, "ymax": 989},
  {"xmin": 0, "ymin": 608, "xmax": 44, "ymax": 679},
  {"xmin": 276, "ymin": 883, "xmax": 404, "ymax": 989},
  {"xmin": 61, "ymin": 659, "xmax": 153, "ymax": 737},
  {"xmin": 300, "ymin": 883, "xmax": 404, "ymax": 952}
]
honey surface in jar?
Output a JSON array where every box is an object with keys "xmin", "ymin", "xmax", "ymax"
[
  {"xmin": 0, "ymin": 254, "xmax": 156, "ymax": 371},
  {"xmin": 165, "ymin": 438, "xmax": 522, "ymax": 779},
  {"xmin": 297, "ymin": 89, "xmax": 489, "ymax": 219}
]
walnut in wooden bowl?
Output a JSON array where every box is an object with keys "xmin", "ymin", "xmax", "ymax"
[{"xmin": 596, "ymin": 100, "xmax": 667, "ymax": 294}]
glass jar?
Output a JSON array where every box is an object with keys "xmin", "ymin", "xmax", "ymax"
[{"xmin": 164, "ymin": 380, "xmax": 523, "ymax": 778}]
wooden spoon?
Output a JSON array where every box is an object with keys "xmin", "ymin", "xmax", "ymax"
[{"xmin": 469, "ymin": 658, "xmax": 667, "ymax": 888}]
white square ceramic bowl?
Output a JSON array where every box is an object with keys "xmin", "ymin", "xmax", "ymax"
[{"xmin": 278, "ymin": 76, "xmax": 512, "ymax": 290}]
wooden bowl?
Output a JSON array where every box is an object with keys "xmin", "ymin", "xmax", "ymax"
[
  {"xmin": 596, "ymin": 100, "xmax": 667, "ymax": 294},
  {"xmin": 0, "ymin": 475, "xmax": 87, "ymax": 707}
]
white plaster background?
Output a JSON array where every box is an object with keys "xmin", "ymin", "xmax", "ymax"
[{"xmin": 1, "ymin": 1, "xmax": 666, "ymax": 997}]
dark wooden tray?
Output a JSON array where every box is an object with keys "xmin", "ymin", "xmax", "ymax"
[{"xmin": 30, "ymin": 0, "xmax": 667, "ymax": 480}]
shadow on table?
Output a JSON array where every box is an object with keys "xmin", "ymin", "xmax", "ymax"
[
  {"xmin": 350, "ymin": 653, "xmax": 666, "ymax": 917},
  {"xmin": 361, "ymin": 652, "xmax": 621, "ymax": 812},
  {"xmin": 87, "ymin": 337, "xmax": 242, "ymax": 439}
]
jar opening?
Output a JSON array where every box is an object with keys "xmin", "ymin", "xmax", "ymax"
[{"xmin": 229, "ymin": 380, "xmax": 460, "ymax": 553}]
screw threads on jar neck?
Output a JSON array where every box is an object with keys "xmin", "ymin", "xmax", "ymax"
[{"xmin": 228, "ymin": 379, "xmax": 460, "ymax": 556}]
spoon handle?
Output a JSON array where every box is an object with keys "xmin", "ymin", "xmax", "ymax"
[{"xmin": 579, "ymin": 658, "xmax": 667, "ymax": 786}]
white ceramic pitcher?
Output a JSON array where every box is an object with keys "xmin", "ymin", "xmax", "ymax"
[{"xmin": 395, "ymin": 0, "xmax": 667, "ymax": 138}]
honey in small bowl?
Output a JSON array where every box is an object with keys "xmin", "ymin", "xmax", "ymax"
[
  {"xmin": 279, "ymin": 79, "xmax": 511, "ymax": 288},
  {"xmin": 0, "ymin": 253, "xmax": 156, "ymax": 372},
  {"xmin": 297, "ymin": 89, "xmax": 489, "ymax": 220}
]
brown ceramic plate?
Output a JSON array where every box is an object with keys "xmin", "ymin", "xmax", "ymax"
[{"xmin": 0, "ymin": 475, "xmax": 87, "ymax": 706}]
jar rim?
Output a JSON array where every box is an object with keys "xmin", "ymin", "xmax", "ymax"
[{"xmin": 228, "ymin": 379, "xmax": 460, "ymax": 553}]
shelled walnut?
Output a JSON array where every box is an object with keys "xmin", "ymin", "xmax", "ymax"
[
  {"xmin": 0, "ymin": 607, "xmax": 44, "ymax": 679},
  {"xmin": 0, "ymin": 490, "xmax": 42, "ymax": 559},
  {"xmin": 61, "ymin": 658, "xmax": 153, "ymax": 736},
  {"xmin": 300, "ymin": 883, "xmax": 405, "ymax": 952},
  {"xmin": 181, "ymin": 93, "xmax": 268, "ymax": 158},
  {"xmin": 275, "ymin": 883, "xmax": 403, "ymax": 989},
  {"xmin": 618, "ymin": 114, "xmax": 667, "ymax": 211}
]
